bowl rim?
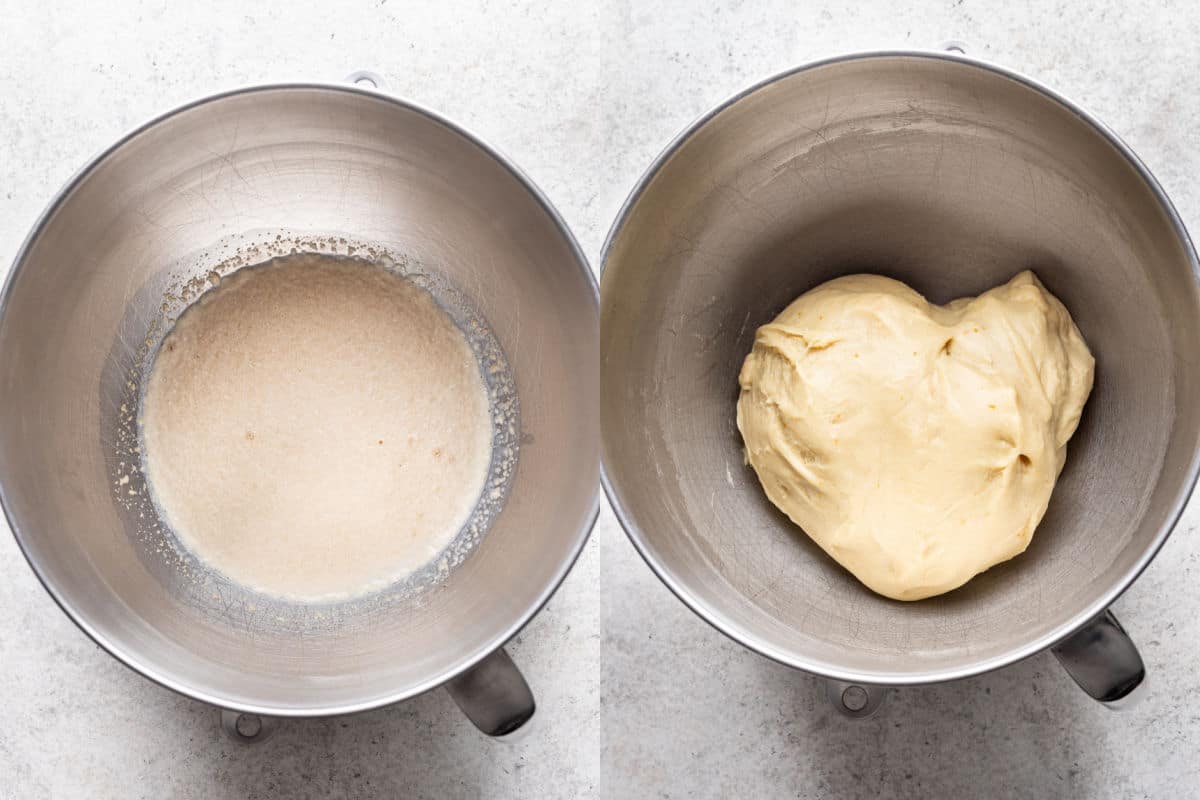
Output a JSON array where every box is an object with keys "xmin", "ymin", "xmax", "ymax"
[
  {"xmin": 0, "ymin": 79, "xmax": 600, "ymax": 717},
  {"xmin": 598, "ymin": 48, "xmax": 1200, "ymax": 687}
]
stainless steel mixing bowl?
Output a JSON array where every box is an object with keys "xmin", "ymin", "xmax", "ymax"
[
  {"xmin": 0, "ymin": 81, "xmax": 599, "ymax": 731},
  {"xmin": 601, "ymin": 51, "xmax": 1200, "ymax": 707}
]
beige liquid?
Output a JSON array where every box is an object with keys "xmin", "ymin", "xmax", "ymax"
[{"xmin": 140, "ymin": 254, "xmax": 493, "ymax": 601}]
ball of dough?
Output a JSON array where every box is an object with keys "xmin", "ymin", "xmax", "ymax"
[{"xmin": 736, "ymin": 271, "xmax": 1094, "ymax": 601}]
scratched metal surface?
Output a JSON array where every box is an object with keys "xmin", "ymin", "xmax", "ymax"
[
  {"xmin": 0, "ymin": 84, "xmax": 598, "ymax": 715},
  {"xmin": 600, "ymin": 53, "xmax": 1199, "ymax": 682}
]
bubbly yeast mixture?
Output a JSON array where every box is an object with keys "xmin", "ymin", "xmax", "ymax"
[
  {"xmin": 140, "ymin": 254, "xmax": 493, "ymax": 601},
  {"xmin": 737, "ymin": 271, "xmax": 1094, "ymax": 601}
]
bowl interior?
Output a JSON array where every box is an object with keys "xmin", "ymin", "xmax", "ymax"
[
  {"xmin": 0, "ymin": 86, "xmax": 598, "ymax": 712},
  {"xmin": 601, "ymin": 54, "xmax": 1200, "ymax": 682}
]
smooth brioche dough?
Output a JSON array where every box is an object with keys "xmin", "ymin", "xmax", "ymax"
[{"xmin": 737, "ymin": 271, "xmax": 1094, "ymax": 601}]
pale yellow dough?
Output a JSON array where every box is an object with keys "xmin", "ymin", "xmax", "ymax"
[{"xmin": 737, "ymin": 271, "xmax": 1094, "ymax": 601}]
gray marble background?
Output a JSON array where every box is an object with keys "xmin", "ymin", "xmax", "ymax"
[{"xmin": 1, "ymin": 1, "xmax": 1197, "ymax": 797}]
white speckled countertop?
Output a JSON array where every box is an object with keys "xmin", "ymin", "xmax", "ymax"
[{"xmin": 2, "ymin": 1, "xmax": 1198, "ymax": 797}]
